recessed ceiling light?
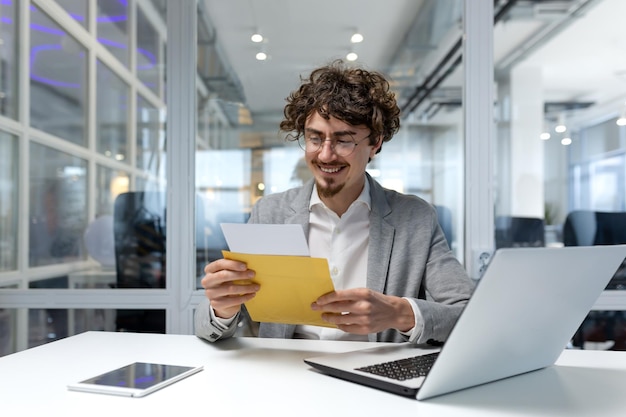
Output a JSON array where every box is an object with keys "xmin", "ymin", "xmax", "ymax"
[
  {"xmin": 346, "ymin": 52, "xmax": 358, "ymax": 61},
  {"xmin": 561, "ymin": 137, "xmax": 572, "ymax": 146},
  {"xmin": 351, "ymin": 32, "xmax": 364, "ymax": 43},
  {"xmin": 256, "ymin": 52, "xmax": 267, "ymax": 61},
  {"xmin": 251, "ymin": 33, "xmax": 263, "ymax": 43}
]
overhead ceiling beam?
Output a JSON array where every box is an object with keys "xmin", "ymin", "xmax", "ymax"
[{"xmin": 400, "ymin": 0, "xmax": 519, "ymax": 118}]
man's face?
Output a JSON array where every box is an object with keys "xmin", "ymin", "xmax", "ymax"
[{"xmin": 304, "ymin": 112, "xmax": 380, "ymax": 201}]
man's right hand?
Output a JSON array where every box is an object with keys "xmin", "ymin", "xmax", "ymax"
[{"xmin": 201, "ymin": 258, "xmax": 259, "ymax": 319}]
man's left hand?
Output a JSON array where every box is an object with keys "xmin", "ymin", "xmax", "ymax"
[{"xmin": 311, "ymin": 288, "xmax": 415, "ymax": 334}]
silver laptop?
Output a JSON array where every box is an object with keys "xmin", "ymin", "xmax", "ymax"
[{"xmin": 304, "ymin": 245, "xmax": 626, "ymax": 400}]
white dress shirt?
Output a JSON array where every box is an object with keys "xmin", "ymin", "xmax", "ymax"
[{"xmin": 293, "ymin": 182, "xmax": 371, "ymax": 340}]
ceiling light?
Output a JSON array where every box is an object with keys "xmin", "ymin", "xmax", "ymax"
[
  {"xmin": 346, "ymin": 52, "xmax": 358, "ymax": 61},
  {"xmin": 561, "ymin": 137, "xmax": 572, "ymax": 146},
  {"xmin": 256, "ymin": 51, "xmax": 267, "ymax": 61},
  {"xmin": 351, "ymin": 32, "xmax": 364, "ymax": 43},
  {"xmin": 540, "ymin": 132, "xmax": 551, "ymax": 140},
  {"xmin": 554, "ymin": 112, "xmax": 566, "ymax": 133},
  {"xmin": 251, "ymin": 31, "xmax": 263, "ymax": 43}
]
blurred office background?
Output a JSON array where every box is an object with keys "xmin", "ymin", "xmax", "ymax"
[{"xmin": 1, "ymin": 0, "xmax": 626, "ymax": 356}]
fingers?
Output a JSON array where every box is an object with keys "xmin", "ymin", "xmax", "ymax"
[
  {"xmin": 209, "ymin": 290, "xmax": 257, "ymax": 319},
  {"xmin": 311, "ymin": 288, "xmax": 394, "ymax": 334},
  {"xmin": 204, "ymin": 258, "xmax": 248, "ymax": 278},
  {"xmin": 202, "ymin": 259, "xmax": 254, "ymax": 287},
  {"xmin": 311, "ymin": 288, "xmax": 370, "ymax": 312},
  {"xmin": 201, "ymin": 259, "xmax": 259, "ymax": 318},
  {"xmin": 320, "ymin": 312, "xmax": 372, "ymax": 335}
]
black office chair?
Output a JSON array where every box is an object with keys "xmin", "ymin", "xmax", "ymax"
[
  {"xmin": 563, "ymin": 210, "xmax": 626, "ymax": 246},
  {"xmin": 564, "ymin": 210, "xmax": 626, "ymax": 350},
  {"xmin": 495, "ymin": 216, "xmax": 545, "ymax": 248},
  {"xmin": 113, "ymin": 192, "xmax": 166, "ymax": 332}
]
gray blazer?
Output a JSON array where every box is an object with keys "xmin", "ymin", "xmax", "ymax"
[{"xmin": 195, "ymin": 174, "xmax": 475, "ymax": 344}]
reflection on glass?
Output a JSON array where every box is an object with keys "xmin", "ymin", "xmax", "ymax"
[
  {"xmin": 137, "ymin": 5, "xmax": 163, "ymax": 96},
  {"xmin": 25, "ymin": 307, "xmax": 165, "ymax": 349},
  {"xmin": 96, "ymin": 60, "xmax": 129, "ymax": 161},
  {"xmin": 0, "ymin": 307, "xmax": 16, "ymax": 357},
  {"xmin": 97, "ymin": 0, "xmax": 129, "ymax": 67},
  {"xmin": 263, "ymin": 147, "xmax": 307, "ymax": 192},
  {"xmin": 28, "ymin": 275, "xmax": 69, "ymax": 347},
  {"xmin": 29, "ymin": 143, "xmax": 87, "ymax": 267},
  {"xmin": 56, "ymin": 0, "xmax": 88, "ymax": 28},
  {"xmin": 195, "ymin": 150, "xmax": 252, "ymax": 287},
  {"xmin": 0, "ymin": 0, "xmax": 18, "ymax": 119},
  {"xmin": 0, "ymin": 281, "xmax": 17, "ymax": 357},
  {"xmin": 69, "ymin": 308, "xmax": 117, "ymax": 335},
  {"xmin": 96, "ymin": 165, "xmax": 129, "ymax": 217},
  {"xmin": 0, "ymin": 131, "xmax": 18, "ymax": 272},
  {"xmin": 196, "ymin": 150, "xmax": 251, "ymax": 235},
  {"xmin": 113, "ymin": 191, "xmax": 166, "ymax": 289},
  {"xmin": 29, "ymin": 6, "xmax": 87, "ymax": 146},
  {"xmin": 571, "ymin": 121, "xmax": 625, "ymax": 211},
  {"xmin": 136, "ymin": 94, "xmax": 165, "ymax": 178}
]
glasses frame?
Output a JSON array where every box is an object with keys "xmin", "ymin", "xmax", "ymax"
[{"xmin": 297, "ymin": 132, "xmax": 372, "ymax": 157}]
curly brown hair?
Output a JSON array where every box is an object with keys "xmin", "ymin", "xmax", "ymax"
[{"xmin": 280, "ymin": 60, "xmax": 401, "ymax": 155}]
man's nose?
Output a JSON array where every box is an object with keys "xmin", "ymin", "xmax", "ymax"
[{"xmin": 317, "ymin": 139, "xmax": 336, "ymax": 160}]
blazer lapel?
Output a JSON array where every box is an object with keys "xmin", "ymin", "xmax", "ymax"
[
  {"xmin": 284, "ymin": 179, "xmax": 314, "ymax": 236},
  {"xmin": 366, "ymin": 175, "xmax": 394, "ymax": 294}
]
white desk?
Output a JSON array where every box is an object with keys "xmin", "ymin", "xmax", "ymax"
[{"xmin": 2, "ymin": 331, "xmax": 626, "ymax": 417}]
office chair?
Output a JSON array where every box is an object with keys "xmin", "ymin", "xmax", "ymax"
[
  {"xmin": 113, "ymin": 191, "xmax": 167, "ymax": 333},
  {"xmin": 563, "ymin": 210, "xmax": 626, "ymax": 246},
  {"xmin": 114, "ymin": 192, "xmax": 166, "ymax": 289},
  {"xmin": 564, "ymin": 210, "xmax": 626, "ymax": 350},
  {"xmin": 495, "ymin": 216, "xmax": 545, "ymax": 248}
]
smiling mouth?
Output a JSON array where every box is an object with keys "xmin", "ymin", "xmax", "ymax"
[{"xmin": 318, "ymin": 165, "xmax": 343, "ymax": 174}]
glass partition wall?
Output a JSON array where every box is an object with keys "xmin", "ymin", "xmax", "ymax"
[
  {"xmin": 494, "ymin": 0, "xmax": 626, "ymax": 350},
  {"xmin": 0, "ymin": 0, "xmax": 168, "ymax": 355}
]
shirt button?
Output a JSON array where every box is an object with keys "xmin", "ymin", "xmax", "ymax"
[{"xmin": 331, "ymin": 267, "xmax": 339, "ymax": 276}]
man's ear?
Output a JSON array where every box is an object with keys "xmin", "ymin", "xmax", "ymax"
[{"xmin": 370, "ymin": 136, "xmax": 383, "ymax": 157}]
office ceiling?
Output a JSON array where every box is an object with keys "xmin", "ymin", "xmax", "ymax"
[{"xmin": 200, "ymin": 0, "xmax": 626, "ymax": 135}]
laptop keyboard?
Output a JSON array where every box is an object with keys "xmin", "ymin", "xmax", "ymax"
[{"xmin": 355, "ymin": 352, "xmax": 440, "ymax": 381}]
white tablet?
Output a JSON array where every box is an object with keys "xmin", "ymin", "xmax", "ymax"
[{"xmin": 67, "ymin": 362, "xmax": 203, "ymax": 397}]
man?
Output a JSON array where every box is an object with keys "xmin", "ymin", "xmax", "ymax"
[{"xmin": 195, "ymin": 60, "xmax": 474, "ymax": 344}]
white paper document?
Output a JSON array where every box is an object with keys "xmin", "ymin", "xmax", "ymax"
[{"xmin": 220, "ymin": 223, "xmax": 310, "ymax": 256}]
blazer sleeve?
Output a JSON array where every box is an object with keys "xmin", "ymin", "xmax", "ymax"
[
  {"xmin": 194, "ymin": 298, "xmax": 240, "ymax": 342},
  {"xmin": 406, "ymin": 210, "xmax": 475, "ymax": 344},
  {"xmin": 371, "ymin": 184, "xmax": 475, "ymax": 344}
]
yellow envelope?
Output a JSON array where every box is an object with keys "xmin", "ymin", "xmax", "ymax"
[{"xmin": 223, "ymin": 250, "xmax": 336, "ymax": 328}]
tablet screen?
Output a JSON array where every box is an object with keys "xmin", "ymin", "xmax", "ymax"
[{"xmin": 80, "ymin": 362, "xmax": 197, "ymax": 390}]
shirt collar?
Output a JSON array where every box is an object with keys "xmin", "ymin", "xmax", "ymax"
[{"xmin": 309, "ymin": 176, "xmax": 372, "ymax": 211}]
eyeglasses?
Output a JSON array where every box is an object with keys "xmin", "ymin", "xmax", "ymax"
[{"xmin": 297, "ymin": 132, "xmax": 372, "ymax": 157}]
